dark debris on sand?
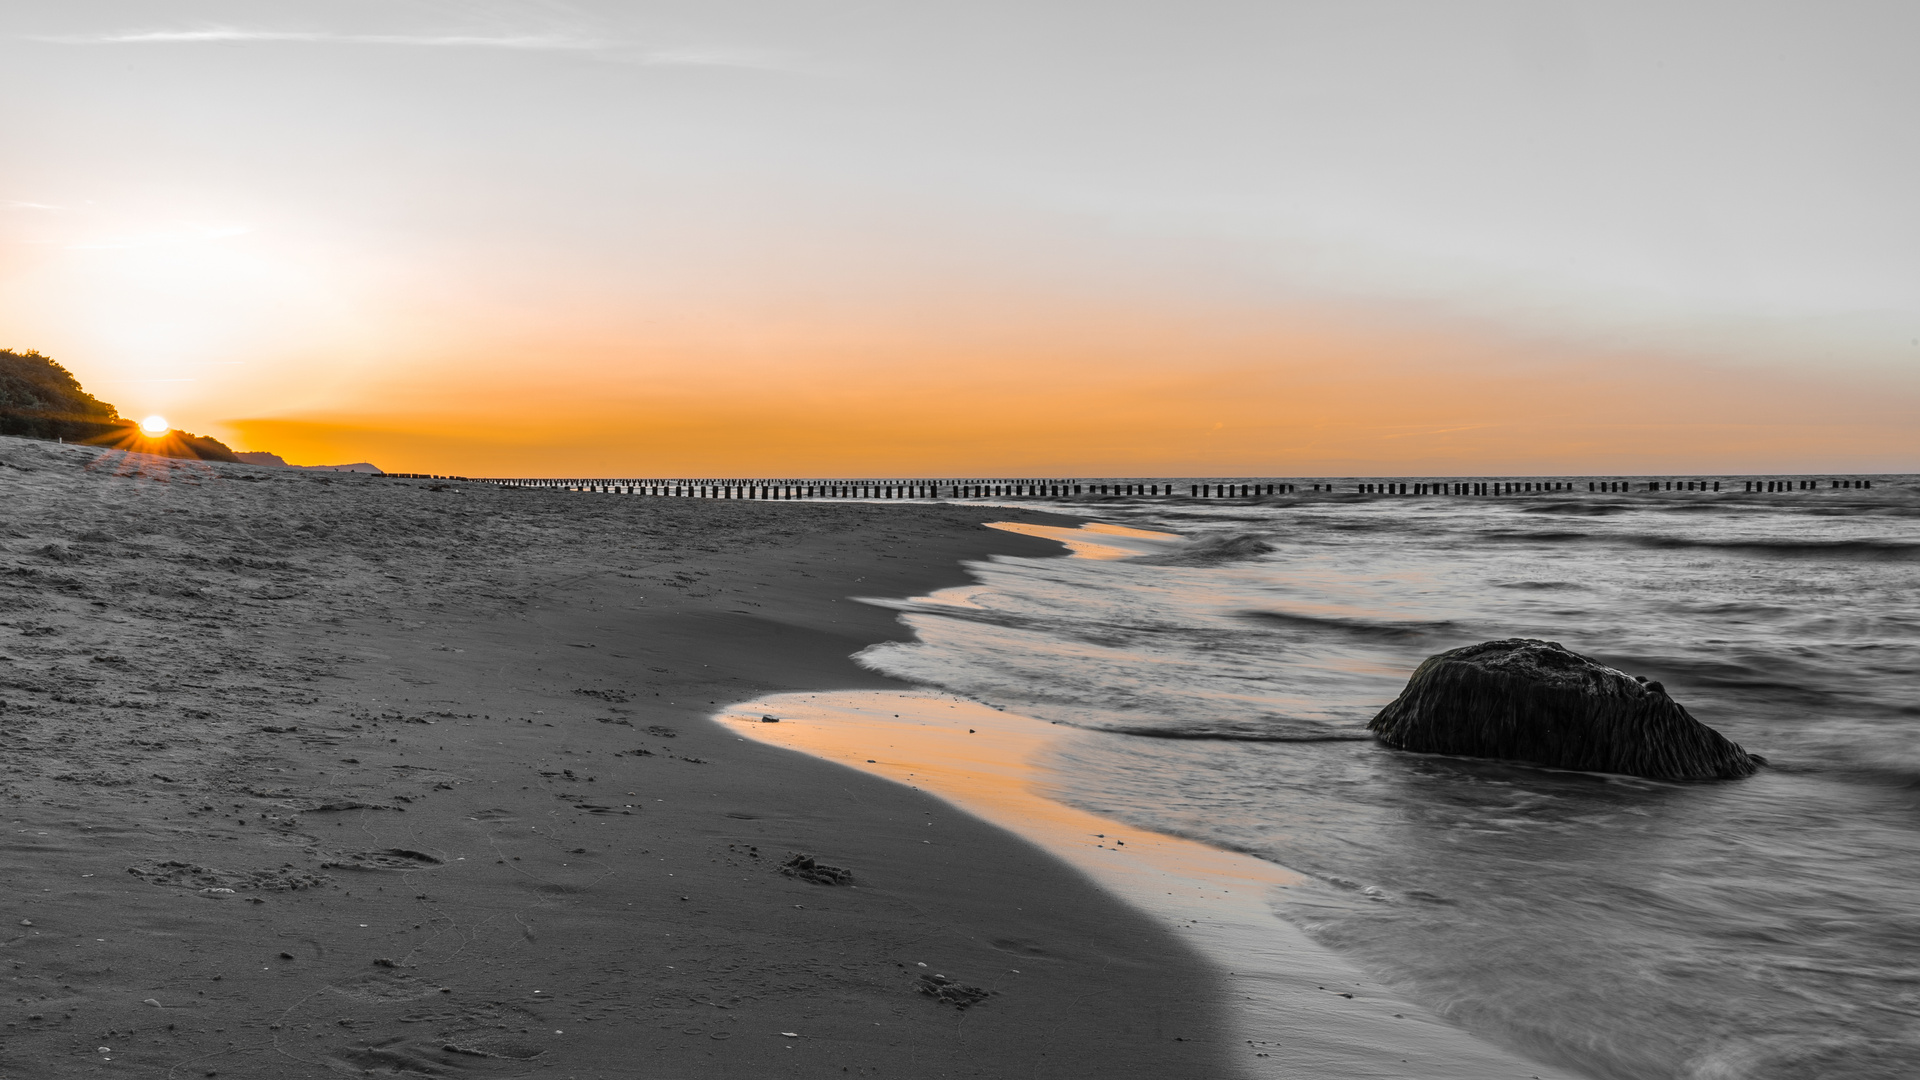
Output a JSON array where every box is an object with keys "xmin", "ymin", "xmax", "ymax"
[
  {"xmin": 781, "ymin": 853, "xmax": 853, "ymax": 885},
  {"xmin": 918, "ymin": 973, "xmax": 994, "ymax": 1008}
]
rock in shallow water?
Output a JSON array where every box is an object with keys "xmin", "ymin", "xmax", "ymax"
[{"xmin": 1368, "ymin": 638, "xmax": 1761, "ymax": 780}]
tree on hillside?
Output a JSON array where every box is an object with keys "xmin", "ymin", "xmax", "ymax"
[
  {"xmin": 0, "ymin": 349, "xmax": 122, "ymax": 442},
  {"xmin": 0, "ymin": 349, "xmax": 242, "ymax": 462}
]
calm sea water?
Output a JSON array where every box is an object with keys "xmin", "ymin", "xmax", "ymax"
[{"xmin": 856, "ymin": 477, "xmax": 1920, "ymax": 1080}]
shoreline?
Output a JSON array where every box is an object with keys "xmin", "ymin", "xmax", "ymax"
[
  {"xmin": 719, "ymin": 692, "xmax": 1582, "ymax": 1080},
  {"xmin": 0, "ymin": 436, "xmax": 1234, "ymax": 1078},
  {"xmin": 719, "ymin": 552, "xmax": 1585, "ymax": 1080}
]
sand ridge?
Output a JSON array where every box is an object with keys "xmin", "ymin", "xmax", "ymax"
[{"xmin": 0, "ymin": 435, "xmax": 1237, "ymax": 1078}]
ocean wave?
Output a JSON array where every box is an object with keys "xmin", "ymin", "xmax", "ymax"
[
  {"xmin": 1133, "ymin": 531, "xmax": 1276, "ymax": 565},
  {"xmin": 1597, "ymin": 655, "xmax": 1849, "ymax": 703},
  {"xmin": 1627, "ymin": 536, "xmax": 1920, "ymax": 560},
  {"xmin": 1475, "ymin": 529, "xmax": 1920, "ymax": 560},
  {"xmin": 1099, "ymin": 723, "xmax": 1375, "ymax": 743},
  {"xmin": 860, "ymin": 599, "xmax": 1206, "ymax": 651},
  {"xmin": 1795, "ymin": 732, "xmax": 1920, "ymax": 788},
  {"xmin": 1810, "ymin": 504, "xmax": 1920, "ymax": 519},
  {"xmin": 1478, "ymin": 529, "xmax": 1595, "ymax": 544},
  {"xmin": 1518, "ymin": 500, "xmax": 1638, "ymax": 516},
  {"xmin": 1238, "ymin": 609, "xmax": 1462, "ymax": 641},
  {"xmin": 1686, "ymin": 1033, "xmax": 1920, "ymax": 1080},
  {"xmin": 1681, "ymin": 600, "xmax": 1801, "ymax": 617}
]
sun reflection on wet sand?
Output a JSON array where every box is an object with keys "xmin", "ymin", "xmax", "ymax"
[
  {"xmin": 986, "ymin": 520, "xmax": 1183, "ymax": 560},
  {"xmin": 717, "ymin": 690, "xmax": 1580, "ymax": 1080},
  {"xmin": 721, "ymin": 691, "xmax": 1297, "ymax": 893}
]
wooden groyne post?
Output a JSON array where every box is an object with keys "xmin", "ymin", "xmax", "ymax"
[{"xmin": 457, "ymin": 475, "xmax": 1881, "ymax": 501}]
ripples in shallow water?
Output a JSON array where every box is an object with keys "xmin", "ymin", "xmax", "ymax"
[{"xmin": 858, "ymin": 480, "xmax": 1920, "ymax": 1079}]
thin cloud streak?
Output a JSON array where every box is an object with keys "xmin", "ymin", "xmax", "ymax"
[
  {"xmin": 35, "ymin": 27, "xmax": 607, "ymax": 49},
  {"xmin": 28, "ymin": 27, "xmax": 791, "ymax": 69}
]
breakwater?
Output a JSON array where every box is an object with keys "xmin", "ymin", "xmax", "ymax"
[{"xmin": 382, "ymin": 474, "xmax": 1882, "ymax": 498}]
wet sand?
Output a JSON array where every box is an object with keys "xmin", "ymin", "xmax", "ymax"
[
  {"xmin": 721, "ymin": 689, "xmax": 1581, "ymax": 1080},
  {"xmin": 0, "ymin": 435, "xmax": 1234, "ymax": 1078}
]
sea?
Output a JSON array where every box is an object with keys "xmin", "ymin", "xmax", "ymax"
[{"xmin": 846, "ymin": 475, "xmax": 1920, "ymax": 1080}]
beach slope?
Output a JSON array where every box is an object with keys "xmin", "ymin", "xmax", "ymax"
[{"xmin": 0, "ymin": 437, "xmax": 1231, "ymax": 1078}]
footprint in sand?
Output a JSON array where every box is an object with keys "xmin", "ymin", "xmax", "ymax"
[
  {"xmin": 125, "ymin": 860, "xmax": 329, "ymax": 892},
  {"xmin": 329, "ymin": 1036, "xmax": 538, "ymax": 1076},
  {"xmin": 331, "ymin": 968, "xmax": 448, "ymax": 1002},
  {"xmin": 318, "ymin": 848, "xmax": 446, "ymax": 871}
]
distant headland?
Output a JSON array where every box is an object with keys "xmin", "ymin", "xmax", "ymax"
[{"xmin": 232, "ymin": 450, "xmax": 385, "ymax": 474}]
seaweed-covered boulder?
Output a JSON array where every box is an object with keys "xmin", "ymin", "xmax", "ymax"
[{"xmin": 1368, "ymin": 638, "xmax": 1760, "ymax": 780}]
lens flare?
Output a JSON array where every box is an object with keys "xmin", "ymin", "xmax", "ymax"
[{"xmin": 138, "ymin": 415, "xmax": 169, "ymax": 437}]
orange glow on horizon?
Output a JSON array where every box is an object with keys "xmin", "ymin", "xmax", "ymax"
[
  {"xmin": 209, "ymin": 299, "xmax": 1919, "ymax": 479},
  {"xmin": 16, "ymin": 183, "xmax": 1914, "ymax": 480}
]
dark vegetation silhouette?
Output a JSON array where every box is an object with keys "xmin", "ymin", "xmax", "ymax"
[{"xmin": 0, "ymin": 349, "xmax": 240, "ymax": 462}]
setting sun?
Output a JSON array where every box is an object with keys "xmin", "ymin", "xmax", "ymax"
[{"xmin": 137, "ymin": 414, "xmax": 169, "ymax": 438}]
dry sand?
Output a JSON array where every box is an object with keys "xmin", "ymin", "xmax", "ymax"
[{"xmin": 0, "ymin": 435, "xmax": 1234, "ymax": 1078}]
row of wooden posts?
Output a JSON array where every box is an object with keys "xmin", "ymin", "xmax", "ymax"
[
  {"xmin": 472, "ymin": 480, "xmax": 1248, "ymax": 499},
  {"xmin": 1362, "ymin": 478, "xmax": 1878, "ymax": 495},
  {"xmin": 428, "ymin": 477, "xmax": 1876, "ymax": 499}
]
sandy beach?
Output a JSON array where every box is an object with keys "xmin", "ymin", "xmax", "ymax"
[
  {"xmin": 0, "ymin": 435, "xmax": 1235, "ymax": 1078},
  {"xmin": 10, "ymin": 5, "xmax": 1910, "ymax": 1074}
]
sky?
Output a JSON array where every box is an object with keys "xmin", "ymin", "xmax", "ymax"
[{"xmin": 2, "ymin": 0, "xmax": 1916, "ymax": 477}]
